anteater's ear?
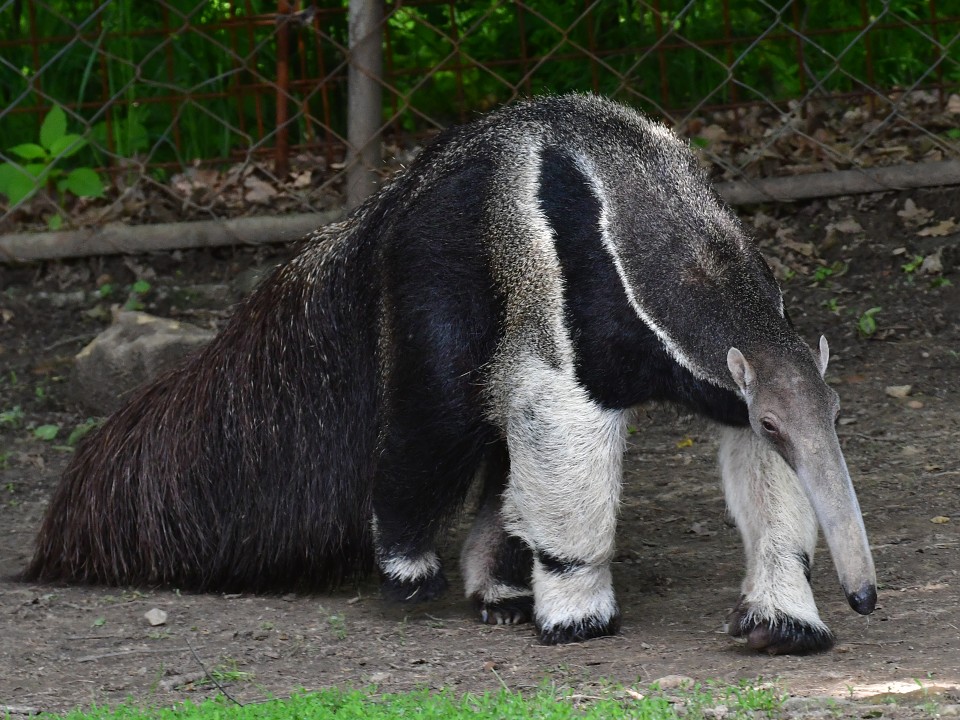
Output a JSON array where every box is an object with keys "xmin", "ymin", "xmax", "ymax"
[
  {"xmin": 727, "ymin": 347, "xmax": 755, "ymax": 397},
  {"xmin": 816, "ymin": 335, "xmax": 830, "ymax": 377}
]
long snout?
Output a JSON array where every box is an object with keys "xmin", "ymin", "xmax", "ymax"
[{"xmin": 794, "ymin": 434, "xmax": 877, "ymax": 615}]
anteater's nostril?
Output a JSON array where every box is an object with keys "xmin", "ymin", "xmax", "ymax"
[{"xmin": 846, "ymin": 584, "xmax": 877, "ymax": 615}]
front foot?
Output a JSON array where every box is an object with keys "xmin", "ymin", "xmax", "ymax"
[
  {"xmin": 380, "ymin": 569, "xmax": 448, "ymax": 603},
  {"xmin": 727, "ymin": 597, "xmax": 834, "ymax": 655},
  {"xmin": 537, "ymin": 612, "xmax": 621, "ymax": 645}
]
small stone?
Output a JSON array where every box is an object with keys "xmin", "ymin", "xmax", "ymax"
[
  {"xmin": 144, "ymin": 608, "xmax": 168, "ymax": 626},
  {"xmin": 703, "ymin": 706, "xmax": 728, "ymax": 719},
  {"xmin": 931, "ymin": 516, "xmax": 950, "ymax": 524},
  {"xmin": 907, "ymin": 400, "xmax": 925, "ymax": 409},
  {"xmin": 652, "ymin": 674, "xmax": 695, "ymax": 690},
  {"xmin": 885, "ymin": 385, "xmax": 912, "ymax": 398}
]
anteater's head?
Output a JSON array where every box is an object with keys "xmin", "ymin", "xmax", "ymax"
[{"xmin": 727, "ymin": 336, "xmax": 877, "ymax": 616}]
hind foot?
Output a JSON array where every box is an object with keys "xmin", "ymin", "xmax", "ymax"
[
  {"xmin": 379, "ymin": 551, "xmax": 448, "ymax": 603},
  {"xmin": 727, "ymin": 596, "xmax": 834, "ymax": 655},
  {"xmin": 473, "ymin": 593, "xmax": 533, "ymax": 625},
  {"xmin": 380, "ymin": 569, "xmax": 448, "ymax": 603}
]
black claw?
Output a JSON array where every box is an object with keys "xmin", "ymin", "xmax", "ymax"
[
  {"xmin": 727, "ymin": 601, "xmax": 835, "ymax": 655},
  {"xmin": 473, "ymin": 594, "xmax": 534, "ymax": 625},
  {"xmin": 380, "ymin": 569, "xmax": 448, "ymax": 603},
  {"xmin": 536, "ymin": 612, "xmax": 621, "ymax": 645}
]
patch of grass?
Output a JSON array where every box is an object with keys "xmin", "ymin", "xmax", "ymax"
[
  {"xmin": 327, "ymin": 613, "xmax": 347, "ymax": 640},
  {"xmin": 42, "ymin": 682, "xmax": 787, "ymax": 720},
  {"xmin": 194, "ymin": 659, "xmax": 253, "ymax": 688}
]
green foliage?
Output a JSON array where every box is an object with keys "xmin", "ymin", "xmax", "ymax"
[
  {"xmin": 327, "ymin": 613, "xmax": 348, "ymax": 640},
  {"xmin": 1, "ymin": 1, "xmax": 958, "ymax": 169},
  {"xmin": 857, "ymin": 306, "xmax": 883, "ymax": 337},
  {"xmin": 0, "ymin": 405, "xmax": 25, "ymax": 428},
  {"xmin": 33, "ymin": 423, "xmax": 61, "ymax": 441},
  {"xmin": 124, "ymin": 279, "xmax": 152, "ymax": 311},
  {"xmin": 0, "ymin": 104, "xmax": 105, "ymax": 226},
  {"xmin": 68, "ymin": 418, "xmax": 102, "ymax": 446},
  {"xmin": 901, "ymin": 255, "xmax": 924, "ymax": 273}
]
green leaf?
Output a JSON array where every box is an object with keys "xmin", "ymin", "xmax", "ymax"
[
  {"xmin": 9, "ymin": 143, "xmax": 47, "ymax": 161},
  {"xmin": 48, "ymin": 133, "xmax": 86, "ymax": 159},
  {"xmin": 39, "ymin": 105, "xmax": 67, "ymax": 150},
  {"xmin": 47, "ymin": 213, "xmax": 63, "ymax": 230},
  {"xmin": 67, "ymin": 419, "xmax": 100, "ymax": 446},
  {"xmin": 857, "ymin": 307, "xmax": 882, "ymax": 338},
  {"xmin": 33, "ymin": 424, "xmax": 60, "ymax": 441},
  {"xmin": 131, "ymin": 279, "xmax": 151, "ymax": 294},
  {"xmin": 62, "ymin": 167, "xmax": 104, "ymax": 198},
  {"xmin": 0, "ymin": 163, "xmax": 40, "ymax": 205}
]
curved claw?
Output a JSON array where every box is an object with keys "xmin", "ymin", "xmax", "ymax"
[
  {"xmin": 380, "ymin": 569, "xmax": 449, "ymax": 603},
  {"xmin": 727, "ymin": 598, "xmax": 834, "ymax": 655},
  {"xmin": 474, "ymin": 595, "xmax": 534, "ymax": 626}
]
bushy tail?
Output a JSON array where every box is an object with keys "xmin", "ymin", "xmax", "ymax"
[{"xmin": 24, "ymin": 222, "xmax": 381, "ymax": 592}]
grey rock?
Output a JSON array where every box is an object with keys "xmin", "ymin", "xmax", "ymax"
[{"xmin": 72, "ymin": 310, "xmax": 214, "ymax": 415}]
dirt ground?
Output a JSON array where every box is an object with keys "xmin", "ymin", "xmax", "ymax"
[{"xmin": 0, "ymin": 188, "xmax": 958, "ymax": 716}]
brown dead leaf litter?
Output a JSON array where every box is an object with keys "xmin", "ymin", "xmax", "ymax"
[{"xmin": 0, "ymin": 187, "xmax": 958, "ymax": 717}]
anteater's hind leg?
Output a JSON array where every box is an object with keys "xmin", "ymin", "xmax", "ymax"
[
  {"xmin": 495, "ymin": 354, "xmax": 627, "ymax": 644},
  {"xmin": 719, "ymin": 426, "xmax": 834, "ymax": 654},
  {"xmin": 460, "ymin": 440, "xmax": 534, "ymax": 625},
  {"xmin": 372, "ymin": 245, "xmax": 498, "ymax": 604},
  {"xmin": 372, "ymin": 369, "xmax": 493, "ymax": 603}
]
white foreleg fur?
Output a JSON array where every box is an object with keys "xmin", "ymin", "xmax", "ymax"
[
  {"xmin": 498, "ymin": 354, "xmax": 627, "ymax": 629},
  {"xmin": 718, "ymin": 426, "xmax": 826, "ymax": 630}
]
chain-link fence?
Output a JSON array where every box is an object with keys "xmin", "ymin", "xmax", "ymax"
[{"xmin": 1, "ymin": 1, "xmax": 959, "ymax": 258}]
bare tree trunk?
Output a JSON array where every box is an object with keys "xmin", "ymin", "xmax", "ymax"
[{"xmin": 346, "ymin": 0, "xmax": 384, "ymax": 210}]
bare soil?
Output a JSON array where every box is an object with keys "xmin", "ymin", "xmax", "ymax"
[{"xmin": 1, "ymin": 188, "xmax": 958, "ymax": 716}]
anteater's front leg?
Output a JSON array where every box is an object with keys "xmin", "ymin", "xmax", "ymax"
[
  {"xmin": 496, "ymin": 356, "xmax": 627, "ymax": 644},
  {"xmin": 719, "ymin": 426, "xmax": 834, "ymax": 654}
]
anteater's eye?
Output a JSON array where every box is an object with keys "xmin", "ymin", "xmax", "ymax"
[{"xmin": 761, "ymin": 418, "xmax": 778, "ymax": 435}]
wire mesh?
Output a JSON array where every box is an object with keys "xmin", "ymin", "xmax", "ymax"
[{"xmin": 1, "ymin": 0, "xmax": 958, "ymax": 235}]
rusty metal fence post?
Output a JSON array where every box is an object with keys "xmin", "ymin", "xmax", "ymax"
[{"xmin": 346, "ymin": 0, "xmax": 384, "ymax": 210}]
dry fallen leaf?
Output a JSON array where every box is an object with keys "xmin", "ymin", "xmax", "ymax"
[
  {"xmin": 885, "ymin": 385, "xmax": 912, "ymax": 398},
  {"xmin": 931, "ymin": 516, "xmax": 950, "ymax": 524},
  {"xmin": 831, "ymin": 217, "xmax": 864, "ymax": 234},
  {"xmin": 918, "ymin": 218, "xmax": 957, "ymax": 237},
  {"xmin": 897, "ymin": 199, "xmax": 934, "ymax": 227},
  {"xmin": 244, "ymin": 176, "xmax": 278, "ymax": 204}
]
